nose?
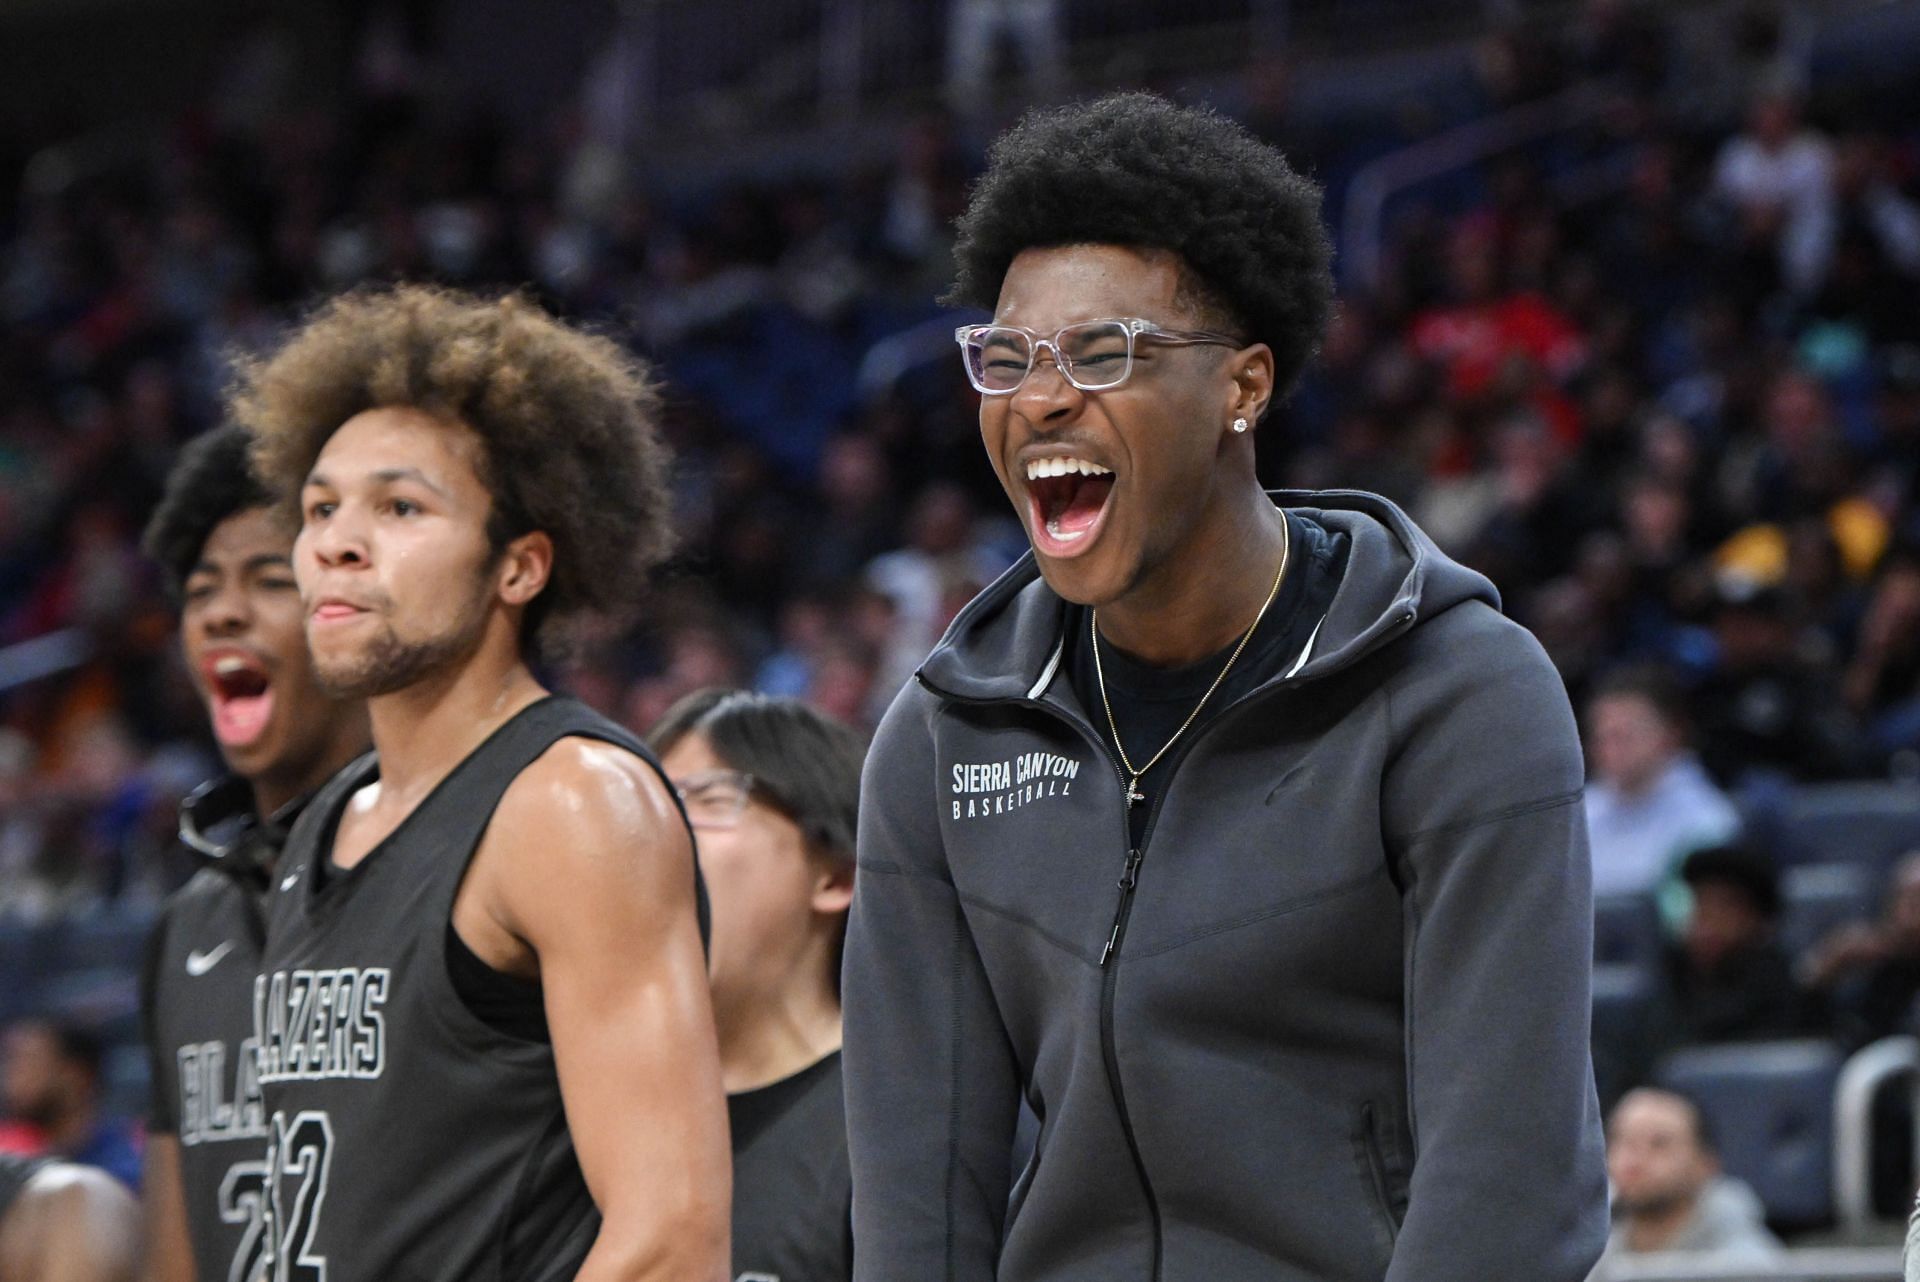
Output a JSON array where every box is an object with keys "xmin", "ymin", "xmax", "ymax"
[
  {"xmin": 199, "ymin": 581, "xmax": 251, "ymax": 637},
  {"xmin": 304, "ymin": 502, "xmax": 368, "ymax": 570},
  {"xmin": 1010, "ymin": 344, "xmax": 1084, "ymax": 427}
]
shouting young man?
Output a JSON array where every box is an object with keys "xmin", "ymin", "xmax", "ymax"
[
  {"xmin": 842, "ymin": 94, "xmax": 1608, "ymax": 1281},
  {"xmin": 234, "ymin": 285, "xmax": 731, "ymax": 1281},
  {"xmin": 139, "ymin": 424, "xmax": 371, "ymax": 1281}
]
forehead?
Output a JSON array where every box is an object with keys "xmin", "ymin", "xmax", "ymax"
[
  {"xmin": 197, "ymin": 506, "xmax": 291, "ymax": 567},
  {"xmin": 310, "ymin": 406, "xmax": 487, "ymax": 491},
  {"xmin": 660, "ymin": 731, "xmax": 725, "ymax": 780},
  {"xmin": 993, "ymin": 244, "xmax": 1190, "ymax": 332},
  {"xmin": 1614, "ymin": 1095, "xmax": 1693, "ymax": 1141}
]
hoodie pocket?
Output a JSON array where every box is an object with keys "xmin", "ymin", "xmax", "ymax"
[{"xmin": 1353, "ymin": 1100, "xmax": 1408, "ymax": 1247}]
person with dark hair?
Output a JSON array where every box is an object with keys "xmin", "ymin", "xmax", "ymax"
[
  {"xmin": 231, "ymin": 283, "xmax": 730, "ymax": 1281},
  {"xmin": 0, "ymin": 1021, "xmax": 140, "ymax": 1192},
  {"xmin": 1584, "ymin": 663, "xmax": 1738, "ymax": 899},
  {"xmin": 1590, "ymin": 1087, "xmax": 1781, "ymax": 1277},
  {"xmin": 652, "ymin": 689, "xmax": 864, "ymax": 1282},
  {"xmin": 843, "ymin": 92, "xmax": 1607, "ymax": 1281},
  {"xmin": 0, "ymin": 1152, "xmax": 139, "ymax": 1282},
  {"xmin": 137, "ymin": 422, "xmax": 371, "ymax": 1282},
  {"xmin": 1661, "ymin": 843, "xmax": 1810, "ymax": 1047}
]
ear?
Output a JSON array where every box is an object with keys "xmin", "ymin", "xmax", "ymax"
[
  {"xmin": 496, "ymin": 530, "xmax": 554, "ymax": 608},
  {"xmin": 1224, "ymin": 342, "xmax": 1277, "ymax": 432},
  {"xmin": 811, "ymin": 858, "xmax": 855, "ymax": 918}
]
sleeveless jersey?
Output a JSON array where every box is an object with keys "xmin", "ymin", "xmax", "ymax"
[
  {"xmin": 142, "ymin": 776, "xmax": 299, "ymax": 1282},
  {"xmin": 254, "ymin": 697, "xmax": 704, "ymax": 1282}
]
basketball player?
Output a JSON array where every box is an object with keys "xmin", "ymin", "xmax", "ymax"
[
  {"xmin": 652, "ymin": 690, "xmax": 862, "ymax": 1282},
  {"xmin": 0, "ymin": 1153, "xmax": 138, "ymax": 1282},
  {"xmin": 843, "ymin": 94, "xmax": 1608, "ymax": 1279},
  {"xmin": 234, "ymin": 285, "xmax": 731, "ymax": 1281},
  {"xmin": 138, "ymin": 424, "xmax": 371, "ymax": 1282}
]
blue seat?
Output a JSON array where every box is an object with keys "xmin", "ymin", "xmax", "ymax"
[
  {"xmin": 1593, "ymin": 893, "xmax": 1664, "ymax": 970},
  {"xmin": 1779, "ymin": 862, "xmax": 1882, "ymax": 962},
  {"xmin": 1591, "ymin": 964, "xmax": 1658, "ymax": 1050},
  {"xmin": 41, "ymin": 908, "xmax": 159, "ymax": 975},
  {"xmin": 1767, "ymin": 783, "xmax": 1920, "ymax": 874},
  {"xmin": 1655, "ymin": 1039, "xmax": 1843, "ymax": 1228}
]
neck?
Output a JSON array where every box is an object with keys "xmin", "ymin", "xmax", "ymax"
[
  {"xmin": 1624, "ymin": 1194, "xmax": 1700, "ymax": 1253},
  {"xmin": 248, "ymin": 722, "xmax": 373, "ymax": 822},
  {"xmin": 365, "ymin": 639, "xmax": 547, "ymax": 805},
  {"xmin": 714, "ymin": 956, "xmax": 843, "ymax": 1095},
  {"xmin": 1097, "ymin": 483, "xmax": 1287, "ymax": 667}
]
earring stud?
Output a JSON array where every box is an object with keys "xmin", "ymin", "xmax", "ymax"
[{"xmin": 1232, "ymin": 417, "xmax": 1249, "ymax": 433}]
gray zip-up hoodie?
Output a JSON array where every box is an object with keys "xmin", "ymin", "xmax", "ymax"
[{"xmin": 844, "ymin": 489, "xmax": 1609, "ymax": 1281}]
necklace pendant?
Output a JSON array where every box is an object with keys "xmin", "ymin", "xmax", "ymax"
[{"xmin": 1126, "ymin": 781, "xmax": 1146, "ymax": 808}]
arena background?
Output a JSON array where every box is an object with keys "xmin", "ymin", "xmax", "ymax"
[{"xmin": 4, "ymin": 0, "xmax": 1920, "ymax": 1275}]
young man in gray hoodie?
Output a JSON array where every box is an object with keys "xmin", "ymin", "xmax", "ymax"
[{"xmin": 842, "ymin": 92, "xmax": 1609, "ymax": 1281}]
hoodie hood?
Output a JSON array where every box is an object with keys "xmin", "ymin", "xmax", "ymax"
[{"xmin": 917, "ymin": 488, "xmax": 1500, "ymax": 703}]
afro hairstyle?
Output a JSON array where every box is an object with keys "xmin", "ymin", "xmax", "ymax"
[
  {"xmin": 948, "ymin": 92, "xmax": 1335, "ymax": 405},
  {"xmin": 141, "ymin": 423, "xmax": 278, "ymax": 600},
  {"xmin": 231, "ymin": 284, "xmax": 675, "ymax": 659}
]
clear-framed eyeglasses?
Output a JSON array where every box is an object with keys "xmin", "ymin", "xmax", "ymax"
[
  {"xmin": 954, "ymin": 316, "xmax": 1242, "ymax": 395},
  {"xmin": 674, "ymin": 768, "xmax": 757, "ymax": 830}
]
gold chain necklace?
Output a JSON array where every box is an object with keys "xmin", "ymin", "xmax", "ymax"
[{"xmin": 1092, "ymin": 514, "xmax": 1290, "ymax": 809}]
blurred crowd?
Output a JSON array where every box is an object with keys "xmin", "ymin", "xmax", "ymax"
[{"xmin": 3, "ymin": 0, "xmax": 1920, "ymax": 1249}]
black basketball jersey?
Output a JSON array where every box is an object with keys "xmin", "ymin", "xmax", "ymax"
[
  {"xmin": 728, "ymin": 1051, "xmax": 852, "ymax": 1282},
  {"xmin": 142, "ymin": 776, "xmax": 300, "ymax": 1282},
  {"xmin": 254, "ymin": 696, "xmax": 704, "ymax": 1282}
]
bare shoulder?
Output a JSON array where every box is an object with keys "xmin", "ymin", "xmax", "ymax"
[{"xmin": 489, "ymin": 734, "xmax": 689, "ymax": 881}]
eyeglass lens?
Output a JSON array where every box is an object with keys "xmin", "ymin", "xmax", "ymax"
[
  {"xmin": 678, "ymin": 775, "xmax": 751, "ymax": 828},
  {"xmin": 966, "ymin": 321, "xmax": 1133, "ymax": 392}
]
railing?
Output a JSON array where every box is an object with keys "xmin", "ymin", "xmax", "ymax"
[
  {"xmin": 0, "ymin": 627, "xmax": 93, "ymax": 695},
  {"xmin": 1339, "ymin": 79, "xmax": 1620, "ymax": 293},
  {"xmin": 607, "ymin": 0, "xmax": 1554, "ymax": 145},
  {"xmin": 1601, "ymin": 1251, "xmax": 1902, "ymax": 1281},
  {"xmin": 1834, "ymin": 1036, "xmax": 1920, "ymax": 1233}
]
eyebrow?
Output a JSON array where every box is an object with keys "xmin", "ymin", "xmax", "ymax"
[
  {"xmin": 303, "ymin": 467, "xmax": 452, "ymax": 499},
  {"xmin": 186, "ymin": 552, "xmax": 292, "ymax": 580}
]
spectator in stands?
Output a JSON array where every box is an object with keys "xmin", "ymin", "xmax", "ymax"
[
  {"xmin": 1711, "ymin": 77, "xmax": 1837, "ymax": 295},
  {"xmin": 1589, "ymin": 1087, "xmax": 1782, "ymax": 1278},
  {"xmin": 0, "ymin": 1152, "xmax": 138, "ymax": 1282},
  {"xmin": 0, "ymin": 1021, "xmax": 139, "ymax": 1190},
  {"xmin": 1584, "ymin": 664, "xmax": 1740, "ymax": 899},
  {"xmin": 652, "ymin": 690, "xmax": 862, "ymax": 1282},
  {"xmin": 1660, "ymin": 843, "xmax": 1812, "ymax": 1047},
  {"xmin": 1807, "ymin": 850, "xmax": 1920, "ymax": 1049},
  {"xmin": 1693, "ymin": 577, "xmax": 1869, "ymax": 784}
]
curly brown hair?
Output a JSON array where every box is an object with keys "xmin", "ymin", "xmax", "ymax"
[{"xmin": 232, "ymin": 284, "xmax": 674, "ymax": 656}]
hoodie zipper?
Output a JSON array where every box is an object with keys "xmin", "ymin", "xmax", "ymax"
[{"xmin": 913, "ymin": 602, "xmax": 1415, "ymax": 1282}]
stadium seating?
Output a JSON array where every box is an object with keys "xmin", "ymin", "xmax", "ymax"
[
  {"xmin": 1779, "ymin": 863, "xmax": 1883, "ymax": 963},
  {"xmin": 1656, "ymin": 1040, "xmax": 1845, "ymax": 1229},
  {"xmin": 1594, "ymin": 892, "xmax": 1666, "ymax": 971},
  {"xmin": 1759, "ymin": 784, "xmax": 1920, "ymax": 876}
]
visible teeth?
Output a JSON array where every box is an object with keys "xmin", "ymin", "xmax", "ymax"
[
  {"xmin": 214, "ymin": 657, "xmax": 250, "ymax": 676},
  {"xmin": 1044, "ymin": 518, "xmax": 1089, "ymax": 542},
  {"xmin": 1025, "ymin": 457, "xmax": 1112, "ymax": 481}
]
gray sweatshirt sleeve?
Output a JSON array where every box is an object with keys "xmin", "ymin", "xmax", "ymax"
[
  {"xmin": 1380, "ymin": 609, "xmax": 1610, "ymax": 1282},
  {"xmin": 843, "ymin": 682, "xmax": 1020, "ymax": 1281}
]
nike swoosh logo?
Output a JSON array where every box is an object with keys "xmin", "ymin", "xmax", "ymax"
[
  {"xmin": 185, "ymin": 941, "xmax": 235, "ymax": 976},
  {"xmin": 280, "ymin": 866, "xmax": 303, "ymax": 892}
]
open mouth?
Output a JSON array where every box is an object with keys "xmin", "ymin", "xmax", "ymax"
[
  {"xmin": 203, "ymin": 652, "xmax": 275, "ymax": 748},
  {"xmin": 1024, "ymin": 456, "xmax": 1115, "ymax": 558}
]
